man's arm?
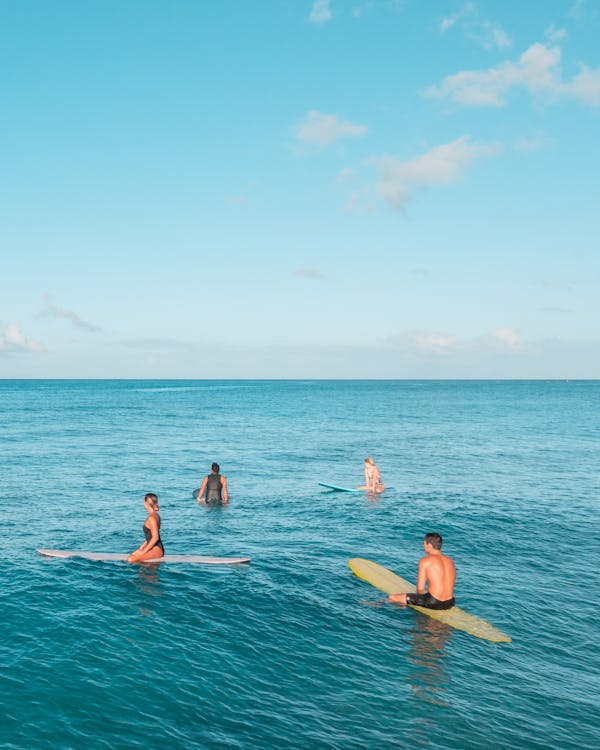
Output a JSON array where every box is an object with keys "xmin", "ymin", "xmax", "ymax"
[{"xmin": 416, "ymin": 558, "xmax": 428, "ymax": 594}]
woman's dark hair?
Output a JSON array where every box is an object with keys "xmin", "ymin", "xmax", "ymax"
[
  {"xmin": 424, "ymin": 532, "xmax": 443, "ymax": 550},
  {"xmin": 211, "ymin": 462, "xmax": 220, "ymax": 473}
]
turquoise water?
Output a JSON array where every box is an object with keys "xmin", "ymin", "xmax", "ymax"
[{"xmin": 1, "ymin": 380, "xmax": 599, "ymax": 749}]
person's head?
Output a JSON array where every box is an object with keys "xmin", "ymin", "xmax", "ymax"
[
  {"xmin": 424, "ymin": 532, "xmax": 443, "ymax": 550},
  {"xmin": 211, "ymin": 462, "xmax": 220, "ymax": 473},
  {"xmin": 144, "ymin": 493, "xmax": 159, "ymax": 512},
  {"xmin": 365, "ymin": 457, "xmax": 375, "ymax": 466}
]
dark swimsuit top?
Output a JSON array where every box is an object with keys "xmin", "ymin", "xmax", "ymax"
[
  {"xmin": 206, "ymin": 473, "xmax": 223, "ymax": 502},
  {"xmin": 143, "ymin": 517, "xmax": 164, "ymax": 552}
]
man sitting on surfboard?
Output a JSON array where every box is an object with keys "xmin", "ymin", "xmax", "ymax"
[{"xmin": 389, "ymin": 533, "xmax": 456, "ymax": 610}]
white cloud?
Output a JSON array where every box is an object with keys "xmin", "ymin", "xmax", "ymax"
[
  {"xmin": 388, "ymin": 327, "xmax": 524, "ymax": 357},
  {"xmin": 569, "ymin": 0, "xmax": 585, "ymax": 20},
  {"xmin": 423, "ymin": 42, "xmax": 600, "ymax": 107},
  {"xmin": 440, "ymin": 2, "xmax": 476, "ymax": 32},
  {"xmin": 309, "ymin": 0, "xmax": 332, "ymax": 24},
  {"xmin": 566, "ymin": 65, "xmax": 600, "ymax": 105},
  {"xmin": 439, "ymin": 3, "xmax": 511, "ymax": 49},
  {"xmin": 344, "ymin": 186, "xmax": 376, "ymax": 213},
  {"xmin": 545, "ymin": 25, "xmax": 567, "ymax": 43},
  {"xmin": 338, "ymin": 167, "xmax": 356, "ymax": 182},
  {"xmin": 39, "ymin": 294, "xmax": 101, "ymax": 332},
  {"xmin": 294, "ymin": 268, "xmax": 325, "ymax": 280},
  {"xmin": 371, "ymin": 136, "xmax": 498, "ymax": 210},
  {"xmin": 296, "ymin": 110, "xmax": 367, "ymax": 146},
  {"xmin": 514, "ymin": 132, "xmax": 554, "ymax": 152},
  {"xmin": 227, "ymin": 194, "xmax": 246, "ymax": 205},
  {"xmin": 415, "ymin": 332, "xmax": 459, "ymax": 355},
  {"xmin": 485, "ymin": 23, "xmax": 512, "ymax": 50},
  {"xmin": 0, "ymin": 323, "xmax": 44, "ymax": 353},
  {"xmin": 119, "ymin": 338, "xmax": 189, "ymax": 350},
  {"xmin": 490, "ymin": 327, "xmax": 522, "ymax": 350}
]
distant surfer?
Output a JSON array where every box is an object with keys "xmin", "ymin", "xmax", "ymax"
[
  {"xmin": 389, "ymin": 533, "xmax": 456, "ymax": 610},
  {"xmin": 127, "ymin": 493, "xmax": 164, "ymax": 563},
  {"xmin": 359, "ymin": 456, "xmax": 385, "ymax": 494},
  {"xmin": 197, "ymin": 462, "xmax": 229, "ymax": 505}
]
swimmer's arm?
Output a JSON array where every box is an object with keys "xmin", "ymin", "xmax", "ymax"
[
  {"xmin": 221, "ymin": 476, "xmax": 229, "ymax": 504},
  {"xmin": 197, "ymin": 476, "xmax": 208, "ymax": 503}
]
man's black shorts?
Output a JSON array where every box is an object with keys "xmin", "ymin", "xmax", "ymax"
[{"xmin": 405, "ymin": 592, "xmax": 455, "ymax": 610}]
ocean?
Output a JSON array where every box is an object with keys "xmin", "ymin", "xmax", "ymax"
[{"xmin": 1, "ymin": 380, "xmax": 598, "ymax": 749}]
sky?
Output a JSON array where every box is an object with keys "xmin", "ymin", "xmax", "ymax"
[{"xmin": 1, "ymin": 0, "xmax": 599, "ymax": 378}]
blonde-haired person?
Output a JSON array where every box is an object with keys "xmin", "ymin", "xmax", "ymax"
[
  {"xmin": 360, "ymin": 457, "xmax": 385, "ymax": 494},
  {"xmin": 128, "ymin": 493, "xmax": 164, "ymax": 563}
]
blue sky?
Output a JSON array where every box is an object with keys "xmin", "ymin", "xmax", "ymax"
[{"xmin": 1, "ymin": 0, "xmax": 599, "ymax": 378}]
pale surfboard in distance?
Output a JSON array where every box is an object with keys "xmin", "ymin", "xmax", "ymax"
[
  {"xmin": 318, "ymin": 483, "xmax": 392, "ymax": 493},
  {"xmin": 38, "ymin": 549, "xmax": 250, "ymax": 565},
  {"xmin": 348, "ymin": 557, "xmax": 511, "ymax": 643}
]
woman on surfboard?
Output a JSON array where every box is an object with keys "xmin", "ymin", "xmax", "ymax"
[
  {"xmin": 360, "ymin": 457, "xmax": 385, "ymax": 494},
  {"xmin": 127, "ymin": 493, "xmax": 165, "ymax": 563}
]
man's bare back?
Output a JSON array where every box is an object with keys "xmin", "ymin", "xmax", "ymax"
[
  {"xmin": 389, "ymin": 533, "xmax": 456, "ymax": 610},
  {"xmin": 418, "ymin": 549, "xmax": 455, "ymax": 601}
]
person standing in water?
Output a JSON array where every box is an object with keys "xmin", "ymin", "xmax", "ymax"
[
  {"xmin": 128, "ymin": 493, "xmax": 164, "ymax": 563},
  {"xmin": 360, "ymin": 456, "xmax": 385, "ymax": 494},
  {"xmin": 197, "ymin": 462, "xmax": 229, "ymax": 505},
  {"xmin": 389, "ymin": 533, "xmax": 456, "ymax": 610}
]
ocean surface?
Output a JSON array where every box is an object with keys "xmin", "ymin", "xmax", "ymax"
[{"xmin": 1, "ymin": 380, "xmax": 599, "ymax": 749}]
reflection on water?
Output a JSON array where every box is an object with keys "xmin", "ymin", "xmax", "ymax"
[
  {"xmin": 405, "ymin": 616, "xmax": 452, "ymax": 747},
  {"xmin": 408, "ymin": 615, "xmax": 452, "ymax": 706},
  {"xmin": 131, "ymin": 563, "xmax": 163, "ymax": 616}
]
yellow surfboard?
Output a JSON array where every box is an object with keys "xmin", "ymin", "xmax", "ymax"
[{"xmin": 348, "ymin": 557, "xmax": 511, "ymax": 643}]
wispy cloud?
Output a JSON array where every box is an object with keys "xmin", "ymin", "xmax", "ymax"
[
  {"xmin": 337, "ymin": 167, "xmax": 356, "ymax": 182},
  {"xmin": 296, "ymin": 110, "xmax": 367, "ymax": 147},
  {"xmin": 440, "ymin": 2, "xmax": 475, "ymax": 32},
  {"xmin": 545, "ymin": 25, "xmax": 567, "ymax": 43},
  {"xmin": 40, "ymin": 294, "xmax": 102, "ymax": 333},
  {"xmin": 439, "ymin": 3, "xmax": 512, "ymax": 49},
  {"xmin": 345, "ymin": 186, "xmax": 376, "ymax": 214},
  {"xmin": 569, "ymin": 0, "xmax": 585, "ymax": 20},
  {"xmin": 309, "ymin": 0, "xmax": 332, "ymax": 24},
  {"xmin": 294, "ymin": 267, "xmax": 325, "ymax": 280},
  {"xmin": 388, "ymin": 327, "xmax": 523, "ymax": 356},
  {"xmin": 0, "ymin": 323, "xmax": 44, "ymax": 353},
  {"xmin": 119, "ymin": 338, "xmax": 189, "ymax": 350},
  {"xmin": 371, "ymin": 136, "xmax": 498, "ymax": 210},
  {"xmin": 514, "ymin": 132, "xmax": 554, "ymax": 152},
  {"xmin": 423, "ymin": 42, "xmax": 600, "ymax": 107},
  {"xmin": 226, "ymin": 194, "xmax": 246, "ymax": 205},
  {"xmin": 540, "ymin": 280, "xmax": 575, "ymax": 292}
]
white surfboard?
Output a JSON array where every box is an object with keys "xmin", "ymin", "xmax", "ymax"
[{"xmin": 38, "ymin": 548, "xmax": 251, "ymax": 565}]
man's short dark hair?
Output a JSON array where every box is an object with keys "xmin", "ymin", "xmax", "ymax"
[
  {"xmin": 424, "ymin": 532, "xmax": 443, "ymax": 550},
  {"xmin": 212, "ymin": 462, "xmax": 220, "ymax": 473}
]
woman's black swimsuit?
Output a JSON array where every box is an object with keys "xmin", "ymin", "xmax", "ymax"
[
  {"xmin": 405, "ymin": 592, "xmax": 455, "ymax": 610},
  {"xmin": 205, "ymin": 473, "xmax": 223, "ymax": 504},
  {"xmin": 143, "ymin": 522, "xmax": 164, "ymax": 553}
]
